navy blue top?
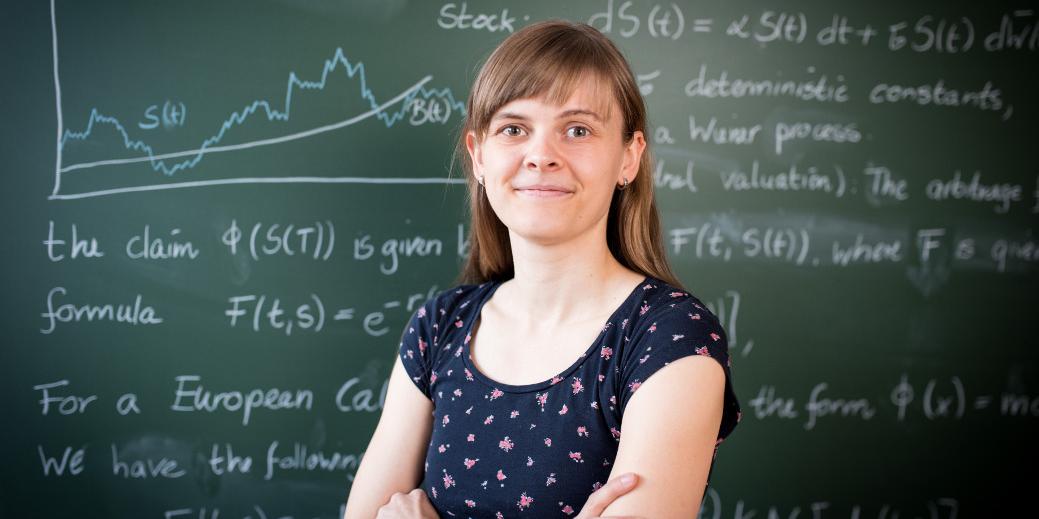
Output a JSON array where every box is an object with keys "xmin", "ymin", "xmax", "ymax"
[{"xmin": 397, "ymin": 275, "xmax": 742, "ymax": 518}]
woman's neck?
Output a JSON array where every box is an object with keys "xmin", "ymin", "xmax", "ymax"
[{"xmin": 499, "ymin": 227, "xmax": 643, "ymax": 329}]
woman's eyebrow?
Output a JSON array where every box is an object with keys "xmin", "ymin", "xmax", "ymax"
[
  {"xmin": 558, "ymin": 108, "xmax": 603, "ymax": 122},
  {"xmin": 491, "ymin": 108, "xmax": 604, "ymax": 123}
]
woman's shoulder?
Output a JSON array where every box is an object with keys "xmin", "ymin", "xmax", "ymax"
[
  {"xmin": 628, "ymin": 277, "xmax": 724, "ymax": 334},
  {"xmin": 418, "ymin": 278, "xmax": 501, "ymax": 323}
]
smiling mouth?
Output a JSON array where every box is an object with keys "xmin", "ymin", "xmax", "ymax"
[{"xmin": 515, "ymin": 188, "xmax": 573, "ymax": 198}]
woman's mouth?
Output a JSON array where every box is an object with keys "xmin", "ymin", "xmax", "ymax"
[
  {"xmin": 516, "ymin": 188, "xmax": 573, "ymax": 198},
  {"xmin": 513, "ymin": 183, "xmax": 573, "ymax": 197}
]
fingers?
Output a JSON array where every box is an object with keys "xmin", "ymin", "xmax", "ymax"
[
  {"xmin": 576, "ymin": 472, "xmax": 639, "ymax": 518},
  {"xmin": 377, "ymin": 489, "xmax": 437, "ymax": 519}
]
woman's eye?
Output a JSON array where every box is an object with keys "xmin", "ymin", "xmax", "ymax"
[
  {"xmin": 568, "ymin": 126, "xmax": 590, "ymax": 138},
  {"xmin": 501, "ymin": 125, "xmax": 523, "ymax": 137}
]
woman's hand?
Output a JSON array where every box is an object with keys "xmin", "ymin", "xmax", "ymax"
[
  {"xmin": 575, "ymin": 472, "xmax": 645, "ymax": 519},
  {"xmin": 375, "ymin": 488, "xmax": 439, "ymax": 519}
]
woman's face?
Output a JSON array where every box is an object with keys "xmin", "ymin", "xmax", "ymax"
[{"xmin": 466, "ymin": 74, "xmax": 646, "ymax": 246}]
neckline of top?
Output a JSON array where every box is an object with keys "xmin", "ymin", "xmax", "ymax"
[{"xmin": 460, "ymin": 275, "xmax": 653, "ymax": 393}]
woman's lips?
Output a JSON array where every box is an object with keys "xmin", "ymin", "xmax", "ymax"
[{"xmin": 516, "ymin": 188, "xmax": 573, "ymax": 198}]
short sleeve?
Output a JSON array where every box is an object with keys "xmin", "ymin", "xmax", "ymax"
[
  {"xmin": 397, "ymin": 299, "xmax": 436, "ymax": 401},
  {"xmin": 617, "ymin": 297, "xmax": 742, "ymax": 442}
]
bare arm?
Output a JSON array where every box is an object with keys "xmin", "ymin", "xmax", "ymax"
[
  {"xmin": 343, "ymin": 354, "xmax": 434, "ymax": 519},
  {"xmin": 598, "ymin": 355, "xmax": 726, "ymax": 518}
]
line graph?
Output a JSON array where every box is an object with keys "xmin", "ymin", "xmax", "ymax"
[{"xmin": 49, "ymin": 0, "xmax": 467, "ymax": 200}]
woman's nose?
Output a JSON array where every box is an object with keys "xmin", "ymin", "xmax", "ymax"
[{"xmin": 524, "ymin": 131, "xmax": 561, "ymax": 172}]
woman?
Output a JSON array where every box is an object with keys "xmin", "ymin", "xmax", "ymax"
[{"xmin": 344, "ymin": 20, "xmax": 741, "ymax": 519}]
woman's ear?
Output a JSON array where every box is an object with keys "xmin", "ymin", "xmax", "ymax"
[
  {"xmin": 620, "ymin": 130, "xmax": 646, "ymax": 184},
  {"xmin": 465, "ymin": 131, "xmax": 483, "ymax": 178}
]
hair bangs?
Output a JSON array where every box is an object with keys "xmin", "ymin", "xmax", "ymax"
[{"xmin": 469, "ymin": 34, "xmax": 617, "ymax": 140}]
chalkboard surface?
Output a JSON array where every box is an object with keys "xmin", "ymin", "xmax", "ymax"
[{"xmin": 2, "ymin": 0, "xmax": 1037, "ymax": 517}]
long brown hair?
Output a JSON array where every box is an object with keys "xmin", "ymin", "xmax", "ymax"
[{"xmin": 451, "ymin": 19, "xmax": 684, "ymax": 290}]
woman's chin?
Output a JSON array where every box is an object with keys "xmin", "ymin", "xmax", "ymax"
[{"xmin": 507, "ymin": 225, "xmax": 577, "ymax": 246}]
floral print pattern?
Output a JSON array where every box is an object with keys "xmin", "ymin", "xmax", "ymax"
[{"xmin": 398, "ymin": 277, "xmax": 741, "ymax": 517}]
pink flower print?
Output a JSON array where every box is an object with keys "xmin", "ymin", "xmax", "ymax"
[
  {"xmin": 568, "ymin": 451, "xmax": 584, "ymax": 463},
  {"xmin": 467, "ymin": 433, "xmax": 476, "ymax": 442},
  {"xmin": 550, "ymin": 375, "xmax": 563, "ymax": 385},
  {"xmin": 591, "ymin": 401, "xmax": 599, "ymax": 409},
  {"xmin": 484, "ymin": 415, "xmax": 494, "ymax": 425},
  {"xmin": 503, "ymin": 409, "xmax": 516, "ymax": 419},
  {"xmin": 454, "ymin": 346, "xmax": 463, "ymax": 357},
  {"xmin": 640, "ymin": 304, "xmax": 650, "ymax": 315},
  {"xmin": 430, "ymin": 371, "xmax": 438, "ymax": 384},
  {"xmin": 442, "ymin": 471, "xmax": 455, "ymax": 489},
  {"xmin": 517, "ymin": 492, "xmax": 534, "ymax": 510},
  {"xmin": 609, "ymin": 395, "xmax": 616, "ymax": 405},
  {"xmin": 438, "ymin": 444, "xmax": 447, "ymax": 453},
  {"xmin": 544, "ymin": 437, "xmax": 552, "ymax": 447},
  {"xmin": 558, "ymin": 404, "xmax": 569, "ymax": 415},
  {"xmin": 465, "ymin": 405, "xmax": 473, "ymax": 415},
  {"xmin": 406, "ymin": 350, "xmax": 414, "ymax": 359},
  {"xmin": 463, "ymin": 458, "xmax": 478, "ymax": 469},
  {"xmin": 639, "ymin": 354, "xmax": 650, "ymax": 364},
  {"xmin": 499, "ymin": 436, "xmax": 514, "ymax": 452},
  {"xmin": 710, "ymin": 332, "xmax": 721, "ymax": 341},
  {"xmin": 431, "ymin": 487, "xmax": 437, "ymax": 499},
  {"xmin": 696, "ymin": 346, "xmax": 711, "ymax": 356},
  {"xmin": 600, "ymin": 346, "xmax": 613, "ymax": 360},
  {"xmin": 621, "ymin": 318, "xmax": 629, "ymax": 329},
  {"xmin": 672, "ymin": 334, "xmax": 685, "ymax": 341},
  {"xmin": 648, "ymin": 322, "xmax": 657, "ymax": 333},
  {"xmin": 669, "ymin": 291, "xmax": 685, "ymax": 298},
  {"xmin": 642, "ymin": 283, "xmax": 653, "ymax": 290},
  {"xmin": 598, "ymin": 373, "xmax": 605, "ymax": 382},
  {"xmin": 464, "ymin": 332, "xmax": 471, "ymax": 344},
  {"xmin": 562, "ymin": 504, "xmax": 575, "ymax": 515},
  {"xmin": 418, "ymin": 337, "xmax": 427, "ymax": 353},
  {"xmin": 535, "ymin": 392, "xmax": 548, "ymax": 410},
  {"xmin": 592, "ymin": 481, "xmax": 603, "ymax": 491},
  {"xmin": 464, "ymin": 368, "xmax": 474, "ymax": 381},
  {"xmin": 455, "ymin": 319, "xmax": 464, "ymax": 328},
  {"xmin": 577, "ymin": 426, "xmax": 589, "ymax": 437},
  {"xmin": 496, "ymin": 469, "xmax": 507, "ymax": 481},
  {"xmin": 490, "ymin": 388, "xmax": 504, "ymax": 401},
  {"xmin": 628, "ymin": 380, "xmax": 643, "ymax": 393},
  {"xmin": 446, "ymin": 369, "xmax": 453, "ymax": 376},
  {"xmin": 465, "ymin": 499, "xmax": 476, "ymax": 508},
  {"xmin": 571, "ymin": 378, "xmax": 584, "ymax": 394},
  {"xmin": 689, "ymin": 312, "xmax": 701, "ymax": 320},
  {"xmin": 442, "ymin": 415, "xmax": 450, "ymax": 427},
  {"xmin": 417, "ymin": 307, "xmax": 427, "ymax": 318},
  {"xmin": 526, "ymin": 456, "xmax": 534, "ymax": 467},
  {"xmin": 610, "ymin": 427, "xmax": 621, "ymax": 439},
  {"xmin": 496, "ymin": 513, "xmax": 504, "ymax": 519},
  {"xmin": 546, "ymin": 473, "xmax": 557, "ymax": 486}
]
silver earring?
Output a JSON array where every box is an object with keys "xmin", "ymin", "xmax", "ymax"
[
  {"xmin": 478, "ymin": 175, "xmax": 485, "ymax": 187},
  {"xmin": 617, "ymin": 176, "xmax": 629, "ymax": 190}
]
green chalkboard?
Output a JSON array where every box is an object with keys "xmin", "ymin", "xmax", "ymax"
[{"xmin": 2, "ymin": 0, "xmax": 1037, "ymax": 517}]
